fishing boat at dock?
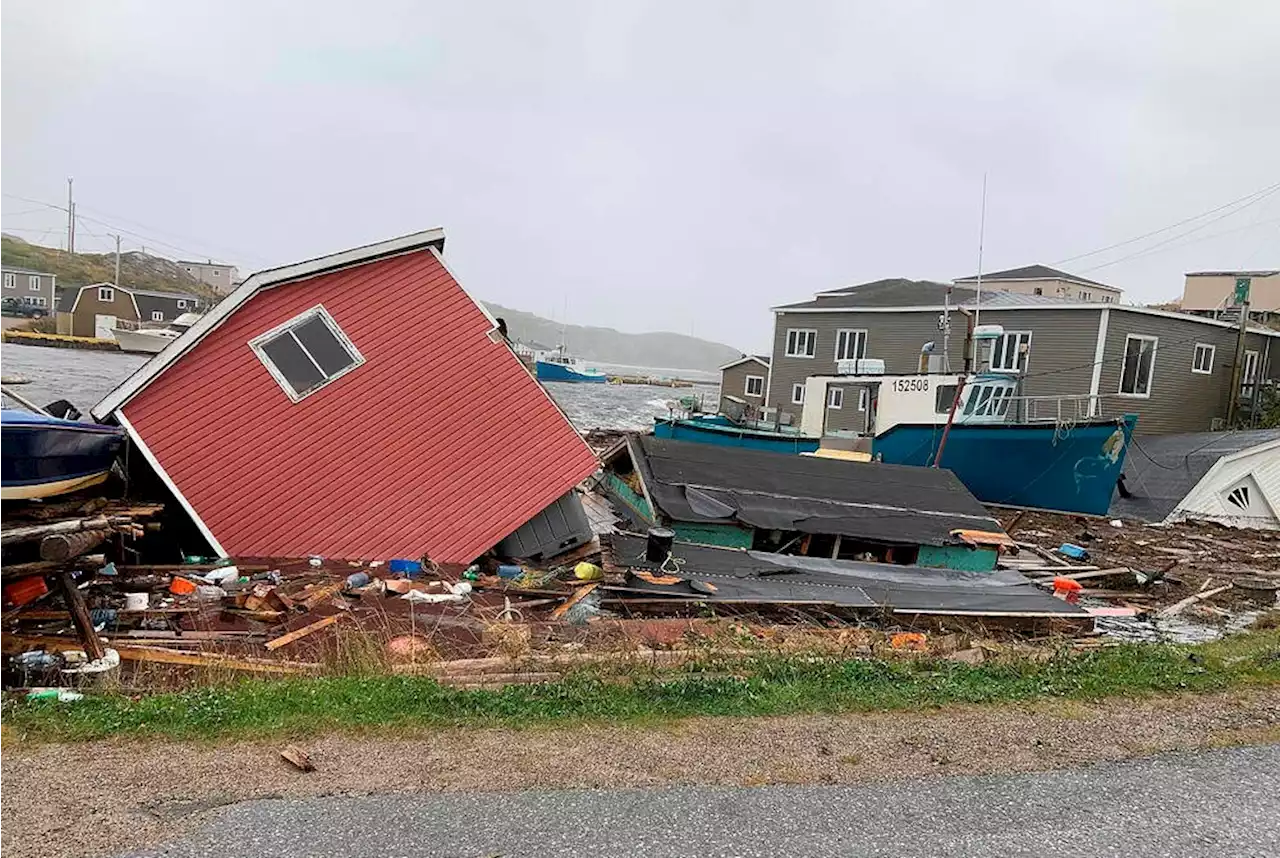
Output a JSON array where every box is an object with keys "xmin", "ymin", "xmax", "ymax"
[{"xmin": 535, "ymin": 347, "xmax": 607, "ymax": 383}]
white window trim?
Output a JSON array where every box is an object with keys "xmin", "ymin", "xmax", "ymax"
[
  {"xmin": 3, "ymin": 273, "xmax": 14, "ymax": 289},
  {"xmin": 1117, "ymin": 334, "xmax": 1158, "ymax": 398},
  {"xmin": 1191, "ymin": 343, "xmax": 1215, "ymax": 375},
  {"xmin": 785, "ymin": 328, "xmax": 817, "ymax": 358},
  {"xmin": 98, "ymin": 286, "xmax": 114, "ymax": 302},
  {"xmin": 858, "ymin": 388, "xmax": 868, "ymax": 411},
  {"xmin": 827, "ymin": 387, "xmax": 843, "ymax": 409},
  {"xmin": 992, "ymin": 330, "xmax": 1032, "ymax": 372},
  {"xmin": 151, "ymin": 311, "xmax": 165, "ymax": 322},
  {"xmin": 28, "ymin": 275, "xmax": 41, "ymax": 292},
  {"xmin": 1242, "ymin": 349, "xmax": 1260, "ymax": 397},
  {"xmin": 744, "ymin": 374, "xmax": 764, "ymax": 397},
  {"xmin": 834, "ymin": 329, "xmax": 868, "ymax": 362},
  {"xmin": 791, "ymin": 383, "xmax": 805, "ymax": 405},
  {"xmin": 248, "ymin": 304, "xmax": 366, "ymax": 403},
  {"xmin": 177, "ymin": 299, "xmax": 188, "ymax": 309}
]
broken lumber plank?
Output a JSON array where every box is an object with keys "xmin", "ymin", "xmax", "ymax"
[
  {"xmin": 0, "ymin": 635, "xmax": 319, "ymax": 674},
  {"xmin": 1027, "ymin": 567, "xmax": 1126, "ymax": 583},
  {"xmin": 265, "ymin": 615, "xmax": 340, "ymax": 650},
  {"xmin": 1, "ymin": 555, "xmax": 107, "ymax": 581},
  {"xmin": 296, "ymin": 582, "xmax": 344, "ymax": 611},
  {"xmin": 57, "ymin": 572, "xmax": 105, "ymax": 661},
  {"xmin": 1158, "ymin": 584, "xmax": 1233, "ymax": 619},
  {"xmin": 550, "ymin": 581, "xmax": 600, "ymax": 620},
  {"xmin": 1, "ymin": 515, "xmax": 134, "ymax": 546}
]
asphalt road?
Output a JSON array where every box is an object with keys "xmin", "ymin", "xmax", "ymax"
[{"xmin": 128, "ymin": 745, "xmax": 1279, "ymax": 858}]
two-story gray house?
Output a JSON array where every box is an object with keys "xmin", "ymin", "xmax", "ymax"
[
  {"xmin": 2, "ymin": 266, "xmax": 57, "ymax": 315},
  {"xmin": 766, "ymin": 278, "xmax": 1279, "ymax": 436}
]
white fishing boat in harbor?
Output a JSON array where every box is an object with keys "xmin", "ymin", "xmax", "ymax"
[{"xmin": 111, "ymin": 313, "xmax": 202, "ymax": 354}]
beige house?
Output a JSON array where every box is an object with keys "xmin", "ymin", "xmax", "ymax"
[
  {"xmin": 954, "ymin": 264, "xmax": 1122, "ymax": 303},
  {"xmin": 178, "ymin": 259, "xmax": 238, "ymax": 295},
  {"xmin": 1182, "ymin": 270, "xmax": 1279, "ymax": 313},
  {"xmin": 718, "ymin": 355, "xmax": 770, "ymax": 413}
]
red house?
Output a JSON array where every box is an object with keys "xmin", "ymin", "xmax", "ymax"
[{"xmin": 93, "ymin": 229, "xmax": 599, "ymax": 563}]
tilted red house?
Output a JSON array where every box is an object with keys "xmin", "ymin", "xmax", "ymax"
[{"xmin": 93, "ymin": 229, "xmax": 599, "ymax": 563}]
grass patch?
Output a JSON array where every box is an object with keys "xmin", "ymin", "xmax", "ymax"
[{"xmin": 5, "ymin": 631, "xmax": 1278, "ymax": 744}]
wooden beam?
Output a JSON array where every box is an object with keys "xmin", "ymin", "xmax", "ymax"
[
  {"xmin": 57, "ymin": 572, "xmax": 105, "ymax": 661},
  {"xmin": 1158, "ymin": 584, "xmax": 1233, "ymax": 619},
  {"xmin": 40, "ymin": 529, "xmax": 109, "ymax": 561},
  {"xmin": 265, "ymin": 615, "xmax": 340, "ymax": 651},
  {"xmin": 1, "ymin": 555, "xmax": 106, "ymax": 581},
  {"xmin": 0, "ymin": 635, "xmax": 319, "ymax": 674},
  {"xmin": 551, "ymin": 582, "xmax": 599, "ymax": 620}
]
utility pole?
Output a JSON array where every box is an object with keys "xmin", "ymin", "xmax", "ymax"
[
  {"xmin": 66, "ymin": 177, "xmax": 75, "ymax": 253},
  {"xmin": 112, "ymin": 234, "xmax": 122, "ymax": 286},
  {"xmin": 1225, "ymin": 277, "xmax": 1252, "ymax": 427}
]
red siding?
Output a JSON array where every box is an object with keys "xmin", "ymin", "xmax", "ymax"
[{"xmin": 123, "ymin": 250, "xmax": 598, "ymax": 562}]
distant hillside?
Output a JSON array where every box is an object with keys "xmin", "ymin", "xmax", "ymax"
[
  {"xmin": 1, "ymin": 235, "xmax": 218, "ymax": 300},
  {"xmin": 485, "ymin": 303, "xmax": 742, "ymax": 372}
]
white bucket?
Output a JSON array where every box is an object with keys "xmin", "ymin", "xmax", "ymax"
[{"xmin": 124, "ymin": 592, "xmax": 149, "ymax": 611}]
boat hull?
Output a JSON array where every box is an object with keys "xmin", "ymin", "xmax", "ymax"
[
  {"xmin": 536, "ymin": 361, "xmax": 607, "ymax": 383},
  {"xmin": 112, "ymin": 328, "xmax": 172, "ymax": 354},
  {"xmin": 872, "ymin": 415, "xmax": 1138, "ymax": 516},
  {"xmin": 1, "ymin": 411, "xmax": 126, "ymax": 500},
  {"xmin": 653, "ymin": 417, "xmax": 821, "ymax": 454}
]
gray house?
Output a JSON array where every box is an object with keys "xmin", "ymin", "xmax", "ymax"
[
  {"xmin": 767, "ymin": 279, "xmax": 1279, "ymax": 436},
  {"xmin": 2, "ymin": 266, "xmax": 57, "ymax": 314},
  {"xmin": 717, "ymin": 354, "xmax": 770, "ymax": 413}
]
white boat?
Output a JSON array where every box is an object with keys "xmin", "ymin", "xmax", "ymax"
[{"xmin": 112, "ymin": 313, "xmax": 202, "ymax": 354}]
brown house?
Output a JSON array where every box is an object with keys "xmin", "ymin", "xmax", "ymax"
[
  {"xmin": 717, "ymin": 355, "xmax": 770, "ymax": 413},
  {"xmin": 60, "ymin": 283, "xmax": 203, "ymax": 339}
]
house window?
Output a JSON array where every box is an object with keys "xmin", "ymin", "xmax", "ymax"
[
  {"xmin": 858, "ymin": 388, "xmax": 868, "ymax": 411},
  {"xmin": 1242, "ymin": 350, "xmax": 1259, "ymax": 399},
  {"xmin": 212, "ymin": 269, "xmax": 220, "ymax": 276},
  {"xmin": 785, "ymin": 329, "xmax": 817, "ymax": 358},
  {"xmin": 1079, "ymin": 290, "xmax": 1092, "ymax": 301},
  {"xmin": 250, "ymin": 305, "xmax": 365, "ymax": 402},
  {"xmin": 791, "ymin": 383, "xmax": 805, "ymax": 405},
  {"xmin": 98, "ymin": 287, "xmax": 114, "ymax": 302},
  {"xmin": 151, "ymin": 311, "xmax": 164, "ymax": 322},
  {"xmin": 1102, "ymin": 295, "xmax": 1113, "ymax": 303},
  {"xmin": 744, "ymin": 375, "xmax": 764, "ymax": 397},
  {"xmin": 1191, "ymin": 343, "xmax": 1215, "ymax": 375},
  {"xmin": 28, "ymin": 276, "xmax": 41, "ymax": 291},
  {"xmin": 834, "ymin": 329, "xmax": 867, "ymax": 362},
  {"xmin": 3, "ymin": 273, "xmax": 14, "ymax": 289},
  {"xmin": 827, "ymin": 387, "xmax": 843, "ymax": 409},
  {"xmin": 1119, "ymin": 334, "xmax": 1157, "ymax": 397},
  {"xmin": 991, "ymin": 331, "xmax": 1032, "ymax": 372},
  {"xmin": 177, "ymin": 300, "xmax": 188, "ymax": 309},
  {"xmin": 1033, "ymin": 287, "xmax": 1042, "ymax": 296},
  {"xmin": 22, "ymin": 296, "xmax": 47, "ymax": 308}
]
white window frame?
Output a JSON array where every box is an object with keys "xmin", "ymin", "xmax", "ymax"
[
  {"xmin": 22, "ymin": 296, "xmax": 47, "ymax": 308},
  {"xmin": 3, "ymin": 273, "xmax": 14, "ymax": 289},
  {"xmin": 98, "ymin": 286, "xmax": 114, "ymax": 302},
  {"xmin": 1242, "ymin": 349, "xmax": 1260, "ymax": 398},
  {"xmin": 785, "ymin": 329, "xmax": 817, "ymax": 358},
  {"xmin": 1191, "ymin": 343, "xmax": 1215, "ymax": 375},
  {"xmin": 791, "ymin": 383, "xmax": 805, "ymax": 405},
  {"xmin": 1118, "ymin": 334, "xmax": 1158, "ymax": 398},
  {"xmin": 858, "ymin": 388, "xmax": 868, "ymax": 411},
  {"xmin": 249, "ymin": 304, "xmax": 366, "ymax": 403},
  {"xmin": 827, "ymin": 387, "xmax": 843, "ymax": 410},
  {"xmin": 151, "ymin": 311, "xmax": 165, "ymax": 322},
  {"xmin": 834, "ymin": 329, "xmax": 868, "ymax": 362},
  {"xmin": 212, "ymin": 269, "xmax": 220, "ymax": 276},
  {"xmin": 991, "ymin": 331, "xmax": 1032, "ymax": 372},
  {"xmin": 28, "ymin": 275, "xmax": 41, "ymax": 292},
  {"xmin": 177, "ymin": 299, "xmax": 188, "ymax": 309},
  {"xmin": 744, "ymin": 375, "xmax": 764, "ymax": 397}
]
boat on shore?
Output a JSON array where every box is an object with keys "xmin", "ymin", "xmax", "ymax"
[
  {"xmin": 112, "ymin": 312, "xmax": 202, "ymax": 354},
  {"xmin": 1, "ymin": 409, "xmax": 125, "ymax": 500},
  {"xmin": 653, "ymin": 413, "xmax": 820, "ymax": 454},
  {"xmin": 536, "ymin": 347, "xmax": 607, "ymax": 383}
]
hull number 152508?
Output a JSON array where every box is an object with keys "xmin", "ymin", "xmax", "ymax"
[{"xmin": 891, "ymin": 377, "xmax": 930, "ymax": 393}]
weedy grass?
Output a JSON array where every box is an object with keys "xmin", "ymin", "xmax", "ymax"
[{"xmin": 4, "ymin": 629, "xmax": 1277, "ymax": 744}]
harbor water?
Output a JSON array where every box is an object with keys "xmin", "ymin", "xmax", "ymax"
[{"xmin": 0, "ymin": 344, "xmax": 720, "ymax": 431}]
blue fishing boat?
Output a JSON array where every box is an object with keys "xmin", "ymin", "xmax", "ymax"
[
  {"xmin": 535, "ymin": 348, "xmax": 607, "ymax": 384},
  {"xmin": 653, "ymin": 414, "xmax": 821, "ymax": 454},
  {"xmin": 1, "ymin": 409, "xmax": 126, "ymax": 500}
]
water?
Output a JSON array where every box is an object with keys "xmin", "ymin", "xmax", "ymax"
[{"xmin": 0, "ymin": 344, "xmax": 720, "ymax": 431}]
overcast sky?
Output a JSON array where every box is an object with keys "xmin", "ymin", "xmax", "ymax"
[{"xmin": 3, "ymin": 1, "xmax": 1277, "ymax": 351}]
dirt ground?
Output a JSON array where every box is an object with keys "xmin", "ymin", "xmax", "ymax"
[{"xmin": 3, "ymin": 687, "xmax": 1278, "ymax": 858}]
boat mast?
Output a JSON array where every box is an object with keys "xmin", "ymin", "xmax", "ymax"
[{"xmin": 971, "ymin": 173, "xmax": 987, "ymax": 370}]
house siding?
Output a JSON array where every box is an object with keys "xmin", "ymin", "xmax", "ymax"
[
  {"xmin": 719, "ymin": 360, "xmax": 768, "ymax": 412},
  {"xmin": 120, "ymin": 249, "xmax": 599, "ymax": 562},
  {"xmin": 1099, "ymin": 308, "xmax": 1277, "ymax": 435},
  {"xmin": 2, "ymin": 269, "xmax": 56, "ymax": 311},
  {"xmin": 71, "ymin": 286, "xmax": 139, "ymax": 337}
]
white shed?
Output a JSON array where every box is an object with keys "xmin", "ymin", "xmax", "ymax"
[{"xmin": 1169, "ymin": 436, "xmax": 1280, "ymax": 530}]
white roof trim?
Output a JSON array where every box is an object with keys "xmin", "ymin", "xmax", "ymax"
[
  {"xmin": 770, "ymin": 302, "xmax": 1280, "ymax": 336},
  {"xmin": 718, "ymin": 355, "xmax": 770, "ymax": 371},
  {"xmin": 116, "ymin": 410, "xmax": 227, "ymax": 556},
  {"xmin": 93, "ymin": 228, "xmax": 446, "ymax": 419},
  {"xmin": 1166, "ymin": 437, "xmax": 1280, "ymax": 525}
]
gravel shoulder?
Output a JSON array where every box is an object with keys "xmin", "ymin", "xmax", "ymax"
[{"xmin": 4, "ymin": 687, "xmax": 1279, "ymax": 858}]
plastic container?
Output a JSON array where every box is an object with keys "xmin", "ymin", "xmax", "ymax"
[
  {"xmin": 388, "ymin": 559, "xmax": 422, "ymax": 576},
  {"xmin": 169, "ymin": 576, "xmax": 198, "ymax": 595},
  {"xmin": 497, "ymin": 564, "xmax": 524, "ymax": 579},
  {"xmin": 344, "ymin": 571, "xmax": 371, "ymax": 589},
  {"xmin": 124, "ymin": 592, "xmax": 150, "ymax": 611},
  {"xmin": 4, "ymin": 575, "xmax": 48, "ymax": 607},
  {"xmin": 574, "ymin": 561, "xmax": 603, "ymax": 581}
]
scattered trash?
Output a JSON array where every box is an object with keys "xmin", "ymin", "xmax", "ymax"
[
  {"xmin": 890, "ymin": 632, "xmax": 928, "ymax": 651},
  {"xmin": 1110, "ymin": 519, "xmax": 1123, "ymax": 528},
  {"xmin": 574, "ymin": 561, "xmax": 603, "ymax": 581},
  {"xmin": 169, "ymin": 577, "xmax": 197, "ymax": 595},
  {"xmin": 124, "ymin": 592, "xmax": 149, "ymax": 611},
  {"xmin": 388, "ymin": 559, "xmax": 421, "ymax": 575},
  {"xmin": 1058, "ymin": 543, "xmax": 1089, "ymax": 561},
  {"xmin": 344, "ymin": 571, "xmax": 371, "ymax": 589},
  {"xmin": 497, "ymin": 564, "xmax": 524, "ymax": 579},
  {"xmin": 61, "ymin": 648, "xmax": 121, "ymax": 675},
  {"xmin": 280, "ymin": 745, "xmax": 316, "ymax": 772},
  {"xmin": 27, "ymin": 688, "xmax": 84, "ymax": 702}
]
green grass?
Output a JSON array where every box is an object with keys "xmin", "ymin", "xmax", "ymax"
[{"xmin": 5, "ymin": 631, "xmax": 1278, "ymax": 744}]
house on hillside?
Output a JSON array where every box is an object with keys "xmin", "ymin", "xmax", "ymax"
[
  {"xmin": 2, "ymin": 265, "xmax": 57, "ymax": 314},
  {"xmin": 599, "ymin": 435, "xmax": 1011, "ymax": 571},
  {"xmin": 58, "ymin": 284, "xmax": 204, "ymax": 338},
  {"xmin": 767, "ymin": 278, "xmax": 1279, "ymax": 435},
  {"xmin": 179, "ymin": 260, "xmax": 239, "ymax": 295},
  {"xmin": 1181, "ymin": 269, "xmax": 1279, "ymax": 315},
  {"xmin": 953, "ymin": 264, "xmax": 1123, "ymax": 303},
  {"xmin": 717, "ymin": 354, "xmax": 770, "ymax": 413},
  {"xmin": 92, "ymin": 228, "xmax": 600, "ymax": 563}
]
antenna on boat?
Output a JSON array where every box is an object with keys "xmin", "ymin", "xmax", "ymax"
[{"xmin": 970, "ymin": 173, "xmax": 988, "ymax": 369}]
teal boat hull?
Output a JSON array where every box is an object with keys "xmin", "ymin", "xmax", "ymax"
[
  {"xmin": 653, "ymin": 416, "xmax": 821, "ymax": 454},
  {"xmin": 536, "ymin": 361, "xmax": 607, "ymax": 383}
]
